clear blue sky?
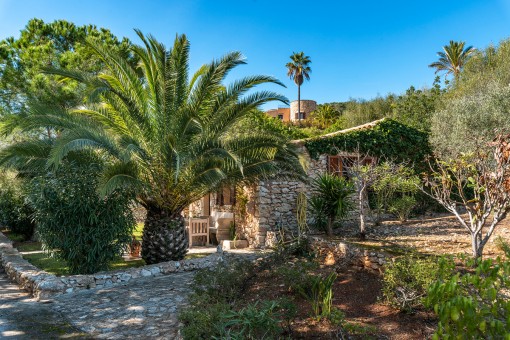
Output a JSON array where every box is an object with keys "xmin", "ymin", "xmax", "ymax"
[{"xmin": 1, "ymin": 0, "xmax": 509, "ymax": 110}]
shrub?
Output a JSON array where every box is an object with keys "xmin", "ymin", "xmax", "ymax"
[
  {"xmin": 180, "ymin": 260, "xmax": 272, "ymax": 339},
  {"xmin": 0, "ymin": 172, "xmax": 35, "ymax": 239},
  {"xmin": 382, "ymin": 254, "xmax": 454, "ymax": 313},
  {"xmin": 425, "ymin": 245, "xmax": 510, "ymax": 338},
  {"xmin": 179, "ymin": 302, "xmax": 231, "ymax": 339},
  {"xmin": 191, "ymin": 259, "xmax": 255, "ymax": 304},
  {"xmin": 388, "ymin": 195, "xmax": 417, "ymax": 222},
  {"xmin": 28, "ymin": 155, "xmax": 135, "ymax": 274}
]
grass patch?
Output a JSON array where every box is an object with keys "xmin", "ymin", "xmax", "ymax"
[
  {"xmin": 22, "ymin": 252, "xmax": 147, "ymax": 276},
  {"xmin": 22, "ymin": 253, "xmax": 70, "ymax": 276},
  {"xmin": 16, "ymin": 241, "xmax": 42, "ymax": 252},
  {"xmin": 110, "ymin": 258, "xmax": 146, "ymax": 270}
]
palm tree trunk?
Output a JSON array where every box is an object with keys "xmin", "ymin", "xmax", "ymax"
[
  {"xmin": 141, "ymin": 204, "xmax": 188, "ymax": 264},
  {"xmin": 297, "ymin": 84, "xmax": 301, "ymax": 121}
]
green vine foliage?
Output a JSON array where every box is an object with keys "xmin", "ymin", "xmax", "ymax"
[{"xmin": 304, "ymin": 119, "xmax": 431, "ymax": 167}]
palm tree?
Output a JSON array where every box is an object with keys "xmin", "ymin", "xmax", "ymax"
[
  {"xmin": 429, "ymin": 40, "xmax": 475, "ymax": 80},
  {"xmin": 286, "ymin": 52, "xmax": 311, "ymax": 121},
  {"xmin": 0, "ymin": 31, "xmax": 304, "ymax": 264}
]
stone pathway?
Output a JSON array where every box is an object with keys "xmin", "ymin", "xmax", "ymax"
[
  {"xmin": 0, "ymin": 268, "xmax": 87, "ymax": 339},
  {"xmin": 52, "ymin": 271, "xmax": 196, "ymax": 339}
]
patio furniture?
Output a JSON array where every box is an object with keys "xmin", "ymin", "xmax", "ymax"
[{"xmin": 188, "ymin": 217, "xmax": 210, "ymax": 247}]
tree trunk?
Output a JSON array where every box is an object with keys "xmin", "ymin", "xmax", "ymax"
[
  {"xmin": 327, "ymin": 215, "xmax": 333, "ymax": 237},
  {"xmin": 471, "ymin": 231, "xmax": 483, "ymax": 260},
  {"xmin": 358, "ymin": 182, "xmax": 366, "ymax": 240},
  {"xmin": 141, "ymin": 205, "xmax": 188, "ymax": 264},
  {"xmin": 297, "ymin": 84, "xmax": 301, "ymax": 121},
  {"xmin": 359, "ymin": 189, "xmax": 366, "ymax": 239}
]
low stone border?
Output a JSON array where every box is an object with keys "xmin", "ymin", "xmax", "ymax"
[
  {"xmin": 309, "ymin": 237, "xmax": 389, "ymax": 271},
  {"xmin": 0, "ymin": 232, "xmax": 227, "ymax": 300}
]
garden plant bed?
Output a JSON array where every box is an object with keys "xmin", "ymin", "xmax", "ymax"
[{"xmin": 239, "ymin": 258, "xmax": 435, "ymax": 339}]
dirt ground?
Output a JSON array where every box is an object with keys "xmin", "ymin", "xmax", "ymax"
[
  {"xmin": 243, "ymin": 260, "xmax": 436, "ymax": 339},
  {"xmin": 240, "ymin": 213, "xmax": 510, "ymax": 339},
  {"xmin": 334, "ymin": 213, "xmax": 510, "ymax": 258}
]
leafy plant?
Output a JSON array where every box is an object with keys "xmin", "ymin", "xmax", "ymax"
[
  {"xmin": 192, "ymin": 260, "xmax": 256, "ymax": 304},
  {"xmin": 371, "ymin": 161, "xmax": 420, "ymax": 223},
  {"xmin": 27, "ymin": 154, "xmax": 135, "ymax": 274},
  {"xmin": 216, "ymin": 300, "xmax": 282, "ymax": 339},
  {"xmin": 299, "ymin": 272, "xmax": 337, "ymax": 320},
  {"xmin": 388, "ymin": 195, "xmax": 417, "ymax": 222},
  {"xmin": 310, "ymin": 173, "xmax": 354, "ymax": 236},
  {"xmin": 426, "ymin": 244, "xmax": 510, "ymax": 338},
  {"xmin": 382, "ymin": 254, "xmax": 454, "ymax": 313}
]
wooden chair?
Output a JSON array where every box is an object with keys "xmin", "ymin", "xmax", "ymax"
[{"xmin": 188, "ymin": 218, "xmax": 209, "ymax": 247}]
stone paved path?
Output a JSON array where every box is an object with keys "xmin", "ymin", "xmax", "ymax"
[
  {"xmin": 0, "ymin": 269, "xmax": 87, "ymax": 339},
  {"xmin": 52, "ymin": 271, "xmax": 196, "ymax": 339}
]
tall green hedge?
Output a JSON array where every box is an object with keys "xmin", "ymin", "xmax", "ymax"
[
  {"xmin": 304, "ymin": 119, "xmax": 431, "ymax": 167},
  {"xmin": 28, "ymin": 155, "xmax": 135, "ymax": 274}
]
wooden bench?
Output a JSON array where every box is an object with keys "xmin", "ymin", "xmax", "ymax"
[{"xmin": 188, "ymin": 218, "xmax": 209, "ymax": 247}]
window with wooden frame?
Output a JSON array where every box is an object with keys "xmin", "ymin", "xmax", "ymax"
[{"xmin": 327, "ymin": 155, "xmax": 375, "ymax": 179}]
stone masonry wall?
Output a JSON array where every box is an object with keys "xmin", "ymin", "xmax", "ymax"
[{"xmin": 254, "ymin": 145, "xmax": 363, "ymax": 247}]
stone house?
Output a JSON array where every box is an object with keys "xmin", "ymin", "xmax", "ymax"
[{"xmin": 187, "ymin": 119, "xmax": 386, "ymax": 248}]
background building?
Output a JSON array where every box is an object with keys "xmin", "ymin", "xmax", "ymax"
[
  {"xmin": 265, "ymin": 107, "xmax": 290, "ymax": 121},
  {"xmin": 289, "ymin": 99, "xmax": 317, "ymax": 121},
  {"xmin": 265, "ymin": 100, "xmax": 317, "ymax": 122}
]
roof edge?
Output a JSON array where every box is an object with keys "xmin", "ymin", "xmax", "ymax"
[{"xmin": 291, "ymin": 118, "xmax": 387, "ymax": 145}]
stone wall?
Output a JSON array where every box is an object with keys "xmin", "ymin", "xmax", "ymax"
[
  {"xmin": 309, "ymin": 237, "xmax": 388, "ymax": 272},
  {"xmin": 254, "ymin": 146, "xmax": 363, "ymax": 247},
  {"xmin": 0, "ymin": 232, "xmax": 229, "ymax": 300}
]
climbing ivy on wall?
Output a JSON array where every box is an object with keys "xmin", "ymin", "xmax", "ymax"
[{"xmin": 304, "ymin": 119, "xmax": 431, "ymax": 167}]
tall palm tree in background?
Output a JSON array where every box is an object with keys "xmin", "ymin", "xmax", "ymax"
[
  {"xmin": 286, "ymin": 52, "xmax": 311, "ymax": 121},
  {"xmin": 0, "ymin": 31, "xmax": 304, "ymax": 264},
  {"xmin": 429, "ymin": 40, "xmax": 475, "ymax": 80}
]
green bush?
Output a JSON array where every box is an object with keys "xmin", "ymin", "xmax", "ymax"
[
  {"xmin": 28, "ymin": 155, "xmax": 135, "ymax": 274},
  {"xmin": 382, "ymin": 254, "xmax": 454, "ymax": 313},
  {"xmin": 0, "ymin": 172, "xmax": 35, "ymax": 239},
  {"xmin": 191, "ymin": 260, "xmax": 255, "ymax": 304},
  {"xmin": 388, "ymin": 195, "xmax": 417, "ymax": 222},
  {"xmin": 179, "ymin": 302, "xmax": 231, "ymax": 339},
  {"xmin": 426, "ymin": 245, "xmax": 510, "ymax": 338},
  {"xmin": 180, "ymin": 260, "xmax": 268, "ymax": 339}
]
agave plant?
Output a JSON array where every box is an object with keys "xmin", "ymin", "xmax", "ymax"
[{"xmin": 0, "ymin": 31, "xmax": 304, "ymax": 264}]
